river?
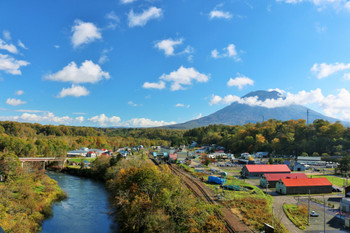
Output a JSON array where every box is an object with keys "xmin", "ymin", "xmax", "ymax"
[{"xmin": 41, "ymin": 171, "xmax": 119, "ymax": 233}]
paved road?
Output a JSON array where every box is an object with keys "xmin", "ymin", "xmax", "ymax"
[{"xmin": 273, "ymin": 196, "xmax": 304, "ymax": 233}]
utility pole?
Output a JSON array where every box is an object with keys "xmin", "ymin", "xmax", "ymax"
[
  {"xmin": 308, "ymin": 190, "xmax": 311, "ymax": 225},
  {"xmin": 324, "ymin": 196, "xmax": 326, "ymax": 233}
]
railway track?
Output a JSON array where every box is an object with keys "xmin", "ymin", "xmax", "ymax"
[
  {"xmin": 149, "ymin": 156, "xmax": 254, "ymax": 232},
  {"xmin": 168, "ymin": 163, "xmax": 236, "ymax": 233}
]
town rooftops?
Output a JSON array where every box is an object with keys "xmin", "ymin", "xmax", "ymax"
[
  {"xmin": 280, "ymin": 177, "xmax": 332, "ymax": 187},
  {"xmin": 245, "ymin": 164, "xmax": 291, "ymax": 173},
  {"xmin": 297, "ymin": 156, "xmax": 321, "ymax": 161},
  {"xmin": 263, "ymin": 173, "xmax": 307, "ymax": 181}
]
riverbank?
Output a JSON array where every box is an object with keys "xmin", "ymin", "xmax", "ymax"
[
  {"xmin": 41, "ymin": 171, "xmax": 118, "ymax": 233},
  {"xmin": 0, "ymin": 172, "xmax": 66, "ymax": 233}
]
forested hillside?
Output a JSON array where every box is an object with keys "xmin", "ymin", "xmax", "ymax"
[{"xmin": 0, "ymin": 119, "xmax": 349, "ymax": 158}]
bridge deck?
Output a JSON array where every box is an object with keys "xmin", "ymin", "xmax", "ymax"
[{"xmin": 19, "ymin": 157, "xmax": 66, "ymax": 162}]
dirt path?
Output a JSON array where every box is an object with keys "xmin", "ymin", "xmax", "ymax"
[{"xmin": 272, "ymin": 195, "xmax": 304, "ymax": 233}]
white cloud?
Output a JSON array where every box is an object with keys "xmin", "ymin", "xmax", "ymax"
[
  {"xmin": 0, "ymin": 112, "xmax": 74, "ymax": 125},
  {"xmin": 2, "ymin": 30, "xmax": 11, "ymax": 41},
  {"xmin": 343, "ymin": 73, "xmax": 350, "ymax": 79},
  {"xmin": 128, "ymin": 7, "xmax": 162, "ymax": 27},
  {"xmin": 106, "ymin": 11, "xmax": 120, "ymax": 30},
  {"xmin": 268, "ymin": 88, "xmax": 286, "ymax": 95},
  {"xmin": 75, "ymin": 116, "xmax": 84, "ymax": 123},
  {"xmin": 227, "ymin": 74, "xmax": 254, "ymax": 89},
  {"xmin": 118, "ymin": 118, "xmax": 176, "ymax": 127},
  {"xmin": 311, "ymin": 62, "xmax": 350, "ymax": 79},
  {"xmin": 142, "ymin": 81, "xmax": 166, "ymax": 90},
  {"xmin": 176, "ymin": 103, "xmax": 184, "ymax": 107},
  {"xmin": 44, "ymin": 60, "xmax": 110, "ymax": 83},
  {"xmin": 71, "ymin": 20, "xmax": 102, "ymax": 48},
  {"xmin": 15, "ymin": 90, "xmax": 24, "ymax": 95},
  {"xmin": 128, "ymin": 101, "xmax": 138, "ymax": 107},
  {"xmin": 0, "ymin": 39, "xmax": 18, "ymax": 54},
  {"xmin": 6, "ymin": 98, "xmax": 26, "ymax": 106},
  {"xmin": 159, "ymin": 66, "xmax": 209, "ymax": 91},
  {"xmin": 54, "ymin": 45, "xmax": 60, "ymax": 49},
  {"xmin": 209, "ymin": 10, "xmax": 232, "ymax": 19},
  {"xmin": 208, "ymin": 88, "xmax": 350, "ymax": 121},
  {"xmin": 155, "ymin": 38, "xmax": 183, "ymax": 56},
  {"xmin": 88, "ymin": 114, "xmax": 121, "ymax": 126},
  {"xmin": 278, "ymin": 0, "xmax": 350, "ymax": 11},
  {"xmin": 57, "ymin": 85, "xmax": 90, "ymax": 98},
  {"xmin": 121, "ymin": 0, "xmax": 137, "ymax": 3},
  {"xmin": 17, "ymin": 40, "xmax": 27, "ymax": 49},
  {"xmin": 0, "ymin": 54, "xmax": 29, "ymax": 75},
  {"xmin": 193, "ymin": 113, "xmax": 203, "ymax": 119},
  {"xmin": 211, "ymin": 43, "xmax": 241, "ymax": 61},
  {"xmin": 98, "ymin": 48, "xmax": 112, "ymax": 65}
]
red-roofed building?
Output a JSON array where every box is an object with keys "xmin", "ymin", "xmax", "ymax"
[
  {"xmin": 276, "ymin": 177, "xmax": 332, "ymax": 195},
  {"xmin": 241, "ymin": 164, "xmax": 291, "ymax": 178},
  {"xmin": 260, "ymin": 173, "xmax": 307, "ymax": 188}
]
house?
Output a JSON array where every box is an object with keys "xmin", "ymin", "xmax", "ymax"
[
  {"xmin": 276, "ymin": 177, "xmax": 332, "ymax": 195},
  {"xmin": 241, "ymin": 164, "xmax": 291, "ymax": 178},
  {"xmin": 169, "ymin": 153, "xmax": 178, "ymax": 162},
  {"xmin": 260, "ymin": 173, "xmax": 308, "ymax": 188},
  {"xmin": 297, "ymin": 156, "xmax": 324, "ymax": 165},
  {"xmin": 284, "ymin": 161, "xmax": 306, "ymax": 171},
  {"xmin": 67, "ymin": 147, "xmax": 90, "ymax": 157},
  {"xmin": 340, "ymin": 198, "xmax": 350, "ymax": 212},
  {"xmin": 256, "ymin": 152, "xmax": 269, "ymax": 158}
]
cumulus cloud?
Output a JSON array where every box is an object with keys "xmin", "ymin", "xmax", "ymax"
[
  {"xmin": 227, "ymin": 74, "xmax": 254, "ymax": 89},
  {"xmin": 98, "ymin": 48, "xmax": 112, "ymax": 64},
  {"xmin": 176, "ymin": 103, "xmax": 184, "ymax": 107},
  {"xmin": 15, "ymin": 90, "xmax": 24, "ymax": 95},
  {"xmin": 209, "ymin": 88, "xmax": 350, "ymax": 121},
  {"xmin": 88, "ymin": 114, "xmax": 121, "ymax": 126},
  {"xmin": 44, "ymin": 60, "xmax": 110, "ymax": 83},
  {"xmin": 75, "ymin": 116, "xmax": 84, "ymax": 123},
  {"xmin": 6, "ymin": 98, "xmax": 26, "ymax": 106},
  {"xmin": 71, "ymin": 20, "xmax": 102, "ymax": 48},
  {"xmin": 128, "ymin": 7, "xmax": 162, "ymax": 27},
  {"xmin": 211, "ymin": 44, "xmax": 241, "ymax": 61},
  {"xmin": 0, "ymin": 54, "xmax": 29, "ymax": 75},
  {"xmin": 0, "ymin": 39, "xmax": 18, "ymax": 54},
  {"xmin": 143, "ymin": 81, "xmax": 166, "ymax": 90},
  {"xmin": 155, "ymin": 38, "xmax": 183, "ymax": 56},
  {"xmin": 209, "ymin": 10, "xmax": 232, "ymax": 19},
  {"xmin": 57, "ymin": 85, "xmax": 90, "ymax": 98},
  {"xmin": 159, "ymin": 66, "xmax": 209, "ymax": 91},
  {"xmin": 311, "ymin": 62, "xmax": 350, "ymax": 79},
  {"xmin": 0, "ymin": 112, "xmax": 75, "ymax": 124},
  {"xmin": 118, "ymin": 118, "xmax": 176, "ymax": 127}
]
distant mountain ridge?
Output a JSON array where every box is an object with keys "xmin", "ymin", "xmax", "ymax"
[{"xmin": 166, "ymin": 90, "xmax": 349, "ymax": 129}]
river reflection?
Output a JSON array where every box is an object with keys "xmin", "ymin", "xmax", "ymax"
[{"xmin": 41, "ymin": 171, "xmax": 118, "ymax": 233}]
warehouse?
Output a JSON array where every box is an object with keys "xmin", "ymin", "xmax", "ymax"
[
  {"xmin": 241, "ymin": 164, "xmax": 291, "ymax": 178},
  {"xmin": 260, "ymin": 173, "xmax": 307, "ymax": 188},
  {"xmin": 276, "ymin": 177, "xmax": 332, "ymax": 195}
]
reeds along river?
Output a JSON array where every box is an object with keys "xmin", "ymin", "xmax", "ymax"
[{"xmin": 41, "ymin": 171, "xmax": 119, "ymax": 233}]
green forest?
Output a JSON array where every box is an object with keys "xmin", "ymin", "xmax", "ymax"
[{"xmin": 0, "ymin": 119, "xmax": 349, "ymax": 158}]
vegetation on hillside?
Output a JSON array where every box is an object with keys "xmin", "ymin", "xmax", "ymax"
[{"xmin": 0, "ymin": 152, "xmax": 66, "ymax": 233}]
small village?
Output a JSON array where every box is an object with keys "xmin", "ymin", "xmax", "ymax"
[{"xmin": 62, "ymin": 141, "xmax": 350, "ymax": 232}]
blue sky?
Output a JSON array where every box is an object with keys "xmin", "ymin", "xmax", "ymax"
[{"xmin": 1, "ymin": 0, "xmax": 350, "ymax": 127}]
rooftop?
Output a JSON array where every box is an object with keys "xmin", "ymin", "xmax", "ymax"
[
  {"xmin": 281, "ymin": 177, "xmax": 332, "ymax": 187},
  {"xmin": 245, "ymin": 164, "xmax": 291, "ymax": 173},
  {"xmin": 264, "ymin": 173, "xmax": 307, "ymax": 181}
]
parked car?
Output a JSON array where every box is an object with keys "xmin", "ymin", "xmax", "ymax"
[{"xmin": 310, "ymin": 211, "xmax": 319, "ymax": 217}]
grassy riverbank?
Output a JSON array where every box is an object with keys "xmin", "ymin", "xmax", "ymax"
[{"xmin": 0, "ymin": 172, "xmax": 66, "ymax": 233}]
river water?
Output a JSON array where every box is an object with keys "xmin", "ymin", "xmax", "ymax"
[{"xmin": 41, "ymin": 171, "xmax": 119, "ymax": 233}]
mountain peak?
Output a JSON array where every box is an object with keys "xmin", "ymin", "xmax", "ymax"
[{"xmin": 242, "ymin": 90, "xmax": 284, "ymax": 101}]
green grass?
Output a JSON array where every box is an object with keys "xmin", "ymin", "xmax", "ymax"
[
  {"xmin": 67, "ymin": 158, "xmax": 96, "ymax": 163},
  {"xmin": 307, "ymin": 175, "xmax": 350, "ymax": 187},
  {"xmin": 283, "ymin": 204, "xmax": 308, "ymax": 230}
]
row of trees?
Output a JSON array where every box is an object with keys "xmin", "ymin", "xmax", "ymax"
[{"xmin": 1, "ymin": 119, "xmax": 350, "ymax": 158}]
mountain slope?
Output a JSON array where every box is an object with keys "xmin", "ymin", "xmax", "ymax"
[{"xmin": 166, "ymin": 90, "xmax": 347, "ymax": 129}]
